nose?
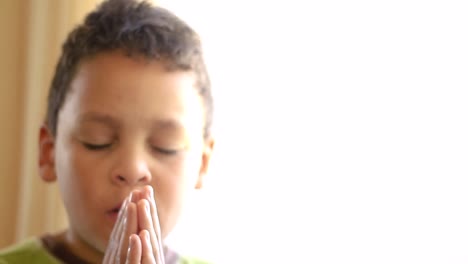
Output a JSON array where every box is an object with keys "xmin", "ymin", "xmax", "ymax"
[{"xmin": 110, "ymin": 149, "xmax": 152, "ymax": 186}]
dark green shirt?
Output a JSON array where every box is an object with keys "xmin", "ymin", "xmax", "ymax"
[{"xmin": 0, "ymin": 237, "xmax": 211, "ymax": 264}]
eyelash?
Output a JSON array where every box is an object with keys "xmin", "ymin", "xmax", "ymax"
[
  {"xmin": 82, "ymin": 143, "xmax": 111, "ymax": 150},
  {"xmin": 82, "ymin": 142, "xmax": 179, "ymax": 155},
  {"xmin": 152, "ymin": 147, "xmax": 179, "ymax": 155}
]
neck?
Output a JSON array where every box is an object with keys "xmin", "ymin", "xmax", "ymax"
[{"xmin": 53, "ymin": 229, "xmax": 104, "ymax": 264}]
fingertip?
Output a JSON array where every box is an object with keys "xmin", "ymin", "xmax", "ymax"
[
  {"xmin": 126, "ymin": 234, "xmax": 142, "ymax": 264},
  {"xmin": 127, "ymin": 201, "xmax": 136, "ymax": 214},
  {"xmin": 129, "ymin": 234, "xmax": 139, "ymax": 246},
  {"xmin": 139, "ymin": 185, "xmax": 150, "ymax": 201},
  {"xmin": 131, "ymin": 189, "xmax": 142, "ymax": 203},
  {"xmin": 145, "ymin": 185, "xmax": 154, "ymax": 199},
  {"xmin": 128, "ymin": 234, "xmax": 135, "ymax": 250},
  {"xmin": 139, "ymin": 229, "xmax": 148, "ymax": 240}
]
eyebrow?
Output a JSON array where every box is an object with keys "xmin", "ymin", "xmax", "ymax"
[
  {"xmin": 78, "ymin": 112, "xmax": 184, "ymax": 131},
  {"xmin": 78, "ymin": 112, "xmax": 119, "ymax": 128},
  {"xmin": 151, "ymin": 118, "xmax": 184, "ymax": 131}
]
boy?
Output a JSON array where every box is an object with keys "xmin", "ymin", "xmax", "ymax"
[{"xmin": 0, "ymin": 0, "xmax": 214, "ymax": 263}]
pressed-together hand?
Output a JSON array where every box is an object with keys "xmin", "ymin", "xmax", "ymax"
[{"xmin": 103, "ymin": 186, "xmax": 165, "ymax": 264}]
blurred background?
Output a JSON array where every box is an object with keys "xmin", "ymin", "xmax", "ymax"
[
  {"xmin": 1, "ymin": 0, "xmax": 468, "ymax": 263},
  {"xmin": 0, "ymin": 0, "xmax": 103, "ymax": 250}
]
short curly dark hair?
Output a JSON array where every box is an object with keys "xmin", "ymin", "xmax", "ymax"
[{"xmin": 46, "ymin": 0, "xmax": 212, "ymax": 139}]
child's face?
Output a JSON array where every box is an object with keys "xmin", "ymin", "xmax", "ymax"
[{"xmin": 39, "ymin": 51, "xmax": 213, "ymax": 252}]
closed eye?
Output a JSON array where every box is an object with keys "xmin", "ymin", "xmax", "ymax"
[
  {"xmin": 82, "ymin": 142, "xmax": 111, "ymax": 150},
  {"xmin": 152, "ymin": 146, "xmax": 180, "ymax": 155}
]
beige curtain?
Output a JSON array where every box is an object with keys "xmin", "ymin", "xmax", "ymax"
[{"xmin": 0, "ymin": 0, "xmax": 103, "ymax": 249}]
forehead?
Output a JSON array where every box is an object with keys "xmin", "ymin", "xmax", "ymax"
[{"xmin": 60, "ymin": 51, "xmax": 205, "ymax": 133}]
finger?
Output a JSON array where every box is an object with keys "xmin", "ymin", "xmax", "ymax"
[
  {"xmin": 114, "ymin": 199, "xmax": 133, "ymax": 264},
  {"xmin": 118, "ymin": 202, "xmax": 138, "ymax": 263},
  {"xmin": 138, "ymin": 199, "xmax": 164, "ymax": 263},
  {"xmin": 140, "ymin": 230, "xmax": 157, "ymax": 264},
  {"xmin": 125, "ymin": 234, "xmax": 141, "ymax": 264},
  {"xmin": 137, "ymin": 199, "xmax": 155, "ymax": 245},
  {"xmin": 108, "ymin": 196, "xmax": 129, "ymax": 247},
  {"xmin": 144, "ymin": 185, "xmax": 165, "ymax": 262},
  {"xmin": 103, "ymin": 195, "xmax": 130, "ymax": 264},
  {"xmin": 143, "ymin": 186, "xmax": 162, "ymax": 240},
  {"xmin": 131, "ymin": 189, "xmax": 142, "ymax": 203}
]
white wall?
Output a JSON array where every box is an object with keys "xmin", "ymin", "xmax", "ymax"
[{"xmin": 159, "ymin": 1, "xmax": 468, "ymax": 263}]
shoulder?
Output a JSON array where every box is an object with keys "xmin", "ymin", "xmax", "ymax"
[
  {"xmin": 165, "ymin": 245, "xmax": 212, "ymax": 264},
  {"xmin": 178, "ymin": 255, "xmax": 213, "ymax": 264},
  {"xmin": 0, "ymin": 238, "xmax": 60, "ymax": 264}
]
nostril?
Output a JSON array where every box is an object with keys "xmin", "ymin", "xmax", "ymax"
[
  {"xmin": 117, "ymin": 175, "xmax": 126, "ymax": 182},
  {"xmin": 138, "ymin": 176, "xmax": 150, "ymax": 182}
]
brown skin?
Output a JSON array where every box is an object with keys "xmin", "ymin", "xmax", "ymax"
[
  {"xmin": 104, "ymin": 186, "xmax": 166, "ymax": 264},
  {"xmin": 39, "ymin": 51, "xmax": 214, "ymax": 263}
]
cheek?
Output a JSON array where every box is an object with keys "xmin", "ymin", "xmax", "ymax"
[
  {"xmin": 172, "ymin": 152, "xmax": 202, "ymax": 189},
  {"xmin": 56, "ymin": 143, "xmax": 95, "ymax": 184},
  {"xmin": 54, "ymin": 141, "xmax": 105, "ymax": 209},
  {"xmin": 54, "ymin": 139, "xmax": 76, "ymax": 189},
  {"xmin": 156, "ymin": 157, "xmax": 197, "ymax": 202},
  {"xmin": 155, "ymin": 153, "xmax": 202, "ymax": 220}
]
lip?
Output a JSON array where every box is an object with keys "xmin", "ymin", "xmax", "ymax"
[
  {"xmin": 106, "ymin": 202, "xmax": 124, "ymax": 223},
  {"xmin": 106, "ymin": 211, "xmax": 119, "ymax": 223}
]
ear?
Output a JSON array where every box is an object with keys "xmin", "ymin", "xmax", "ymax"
[
  {"xmin": 39, "ymin": 124, "xmax": 57, "ymax": 182},
  {"xmin": 195, "ymin": 137, "xmax": 215, "ymax": 189}
]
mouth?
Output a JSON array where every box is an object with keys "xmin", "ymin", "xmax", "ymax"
[{"xmin": 106, "ymin": 203, "xmax": 124, "ymax": 222}]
